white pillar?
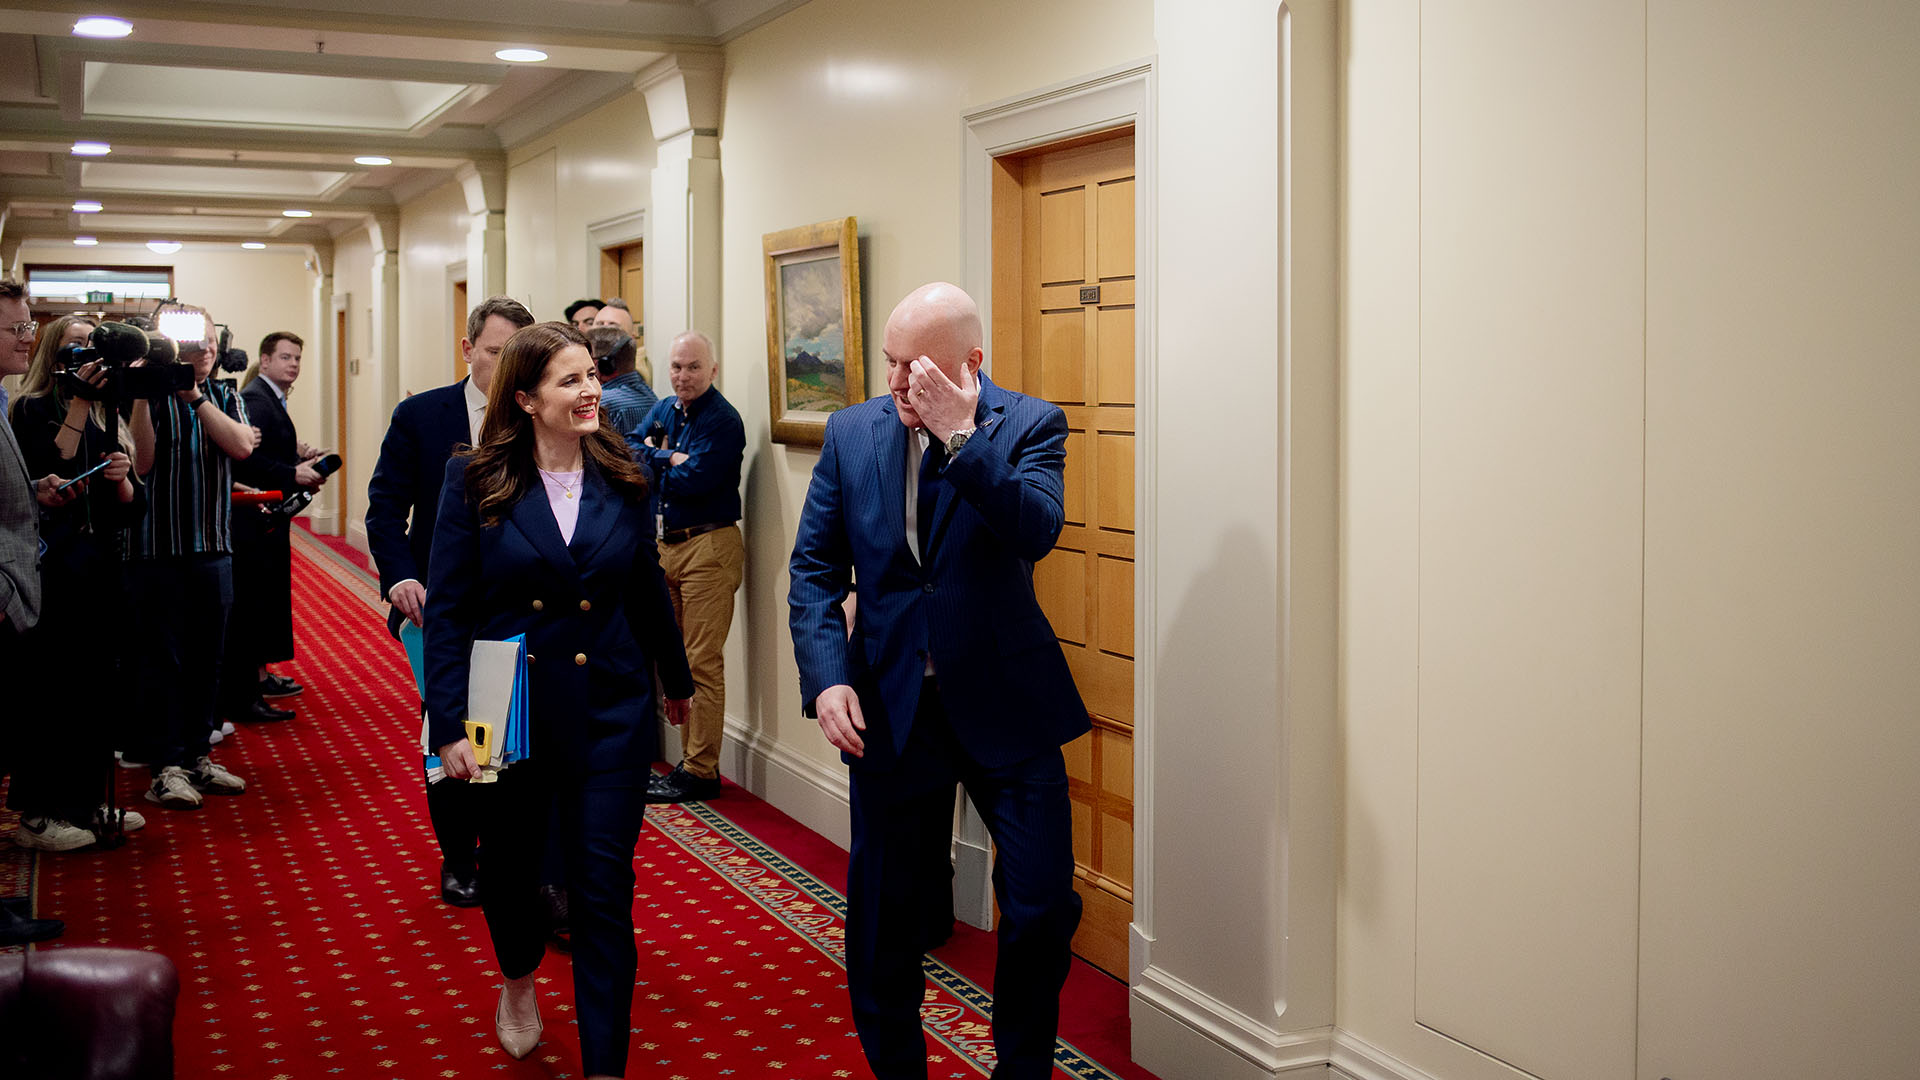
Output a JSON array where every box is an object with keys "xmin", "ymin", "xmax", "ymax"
[{"xmin": 639, "ymin": 51, "xmax": 725, "ymax": 350}]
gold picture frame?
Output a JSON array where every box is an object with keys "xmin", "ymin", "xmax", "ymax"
[{"xmin": 763, "ymin": 217, "xmax": 864, "ymax": 447}]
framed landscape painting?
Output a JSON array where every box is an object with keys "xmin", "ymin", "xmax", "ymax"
[{"xmin": 763, "ymin": 216, "xmax": 864, "ymax": 447}]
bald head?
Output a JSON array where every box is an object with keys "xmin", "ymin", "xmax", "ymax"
[{"xmin": 883, "ymin": 282, "xmax": 983, "ymax": 429}]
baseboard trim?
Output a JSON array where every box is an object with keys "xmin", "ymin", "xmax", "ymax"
[
  {"xmin": 1131, "ymin": 964, "xmax": 1333, "ymax": 1079},
  {"xmin": 716, "ymin": 715, "xmax": 852, "ymax": 851},
  {"xmin": 1327, "ymin": 1032, "xmax": 1446, "ymax": 1080},
  {"xmin": 346, "ymin": 521, "xmax": 371, "ymax": 557}
]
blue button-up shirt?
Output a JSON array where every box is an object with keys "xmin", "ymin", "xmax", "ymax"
[
  {"xmin": 598, "ymin": 371, "xmax": 659, "ymax": 461},
  {"xmin": 641, "ymin": 385, "xmax": 743, "ymax": 532}
]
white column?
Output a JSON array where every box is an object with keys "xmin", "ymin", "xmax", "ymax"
[
  {"xmin": 458, "ymin": 160, "xmax": 508, "ymax": 302},
  {"xmin": 639, "ymin": 51, "xmax": 725, "ymax": 350}
]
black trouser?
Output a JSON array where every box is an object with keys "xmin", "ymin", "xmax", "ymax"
[
  {"xmin": 846, "ymin": 682, "xmax": 1081, "ymax": 1080},
  {"xmin": 6, "ymin": 560, "xmax": 121, "ymax": 823},
  {"xmin": 124, "ymin": 554, "xmax": 231, "ymax": 771},
  {"xmin": 471, "ymin": 762, "xmax": 648, "ymax": 1077}
]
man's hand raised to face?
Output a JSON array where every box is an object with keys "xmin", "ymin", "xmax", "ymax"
[{"xmin": 906, "ymin": 357, "xmax": 979, "ymax": 444}]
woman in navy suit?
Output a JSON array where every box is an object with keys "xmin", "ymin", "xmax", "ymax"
[{"xmin": 423, "ymin": 321, "xmax": 693, "ymax": 1079}]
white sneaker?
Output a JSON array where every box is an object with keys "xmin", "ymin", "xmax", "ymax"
[
  {"xmin": 146, "ymin": 766, "xmax": 204, "ymax": 810},
  {"xmin": 13, "ymin": 816, "xmax": 97, "ymax": 852},
  {"xmin": 116, "ymin": 751, "xmax": 148, "ymax": 770},
  {"xmin": 93, "ymin": 805, "xmax": 147, "ymax": 833},
  {"xmin": 191, "ymin": 756, "xmax": 246, "ymax": 795}
]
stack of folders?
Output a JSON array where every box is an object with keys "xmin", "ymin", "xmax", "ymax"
[{"xmin": 403, "ymin": 622, "xmax": 531, "ymax": 784}]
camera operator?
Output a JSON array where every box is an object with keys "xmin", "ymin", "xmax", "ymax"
[
  {"xmin": 222, "ymin": 331, "xmax": 327, "ymax": 726},
  {"xmin": 6, "ymin": 314, "xmax": 148, "ymax": 852},
  {"xmin": 122, "ymin": 307, "xmax": 260, "ymax": 810}
]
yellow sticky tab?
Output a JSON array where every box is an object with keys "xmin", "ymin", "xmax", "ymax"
[{"xmin": 465, "ymin": 720, "xmax": 493, "ymax": 767}]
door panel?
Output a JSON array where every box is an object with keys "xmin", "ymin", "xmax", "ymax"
[{"xmin": 995, "ymin": 128, "xmax": 1137, "ymax": 978}]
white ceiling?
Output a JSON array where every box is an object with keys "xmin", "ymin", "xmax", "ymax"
[{"xmin": 0, "ymin": 0, "xmax": 807, "ymax": 253}]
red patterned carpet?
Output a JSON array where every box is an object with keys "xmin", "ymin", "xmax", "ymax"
[{"xmin": 16, "ymin": 542, "xmax": 1155, "ymax": 1079}]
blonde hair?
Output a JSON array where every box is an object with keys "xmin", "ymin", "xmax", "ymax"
[{"xmin": 10, "ymin": 315, "xmax": 133, "ymax": 455}]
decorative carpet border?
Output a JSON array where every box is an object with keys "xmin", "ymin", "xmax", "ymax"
[
  {"xmin": 647, "ymin": 799, "xmax": 1124, "ymax": 1080},
  {"xmin": 290, "ymin": 526, "xmax": 383, "ymax": 612}
]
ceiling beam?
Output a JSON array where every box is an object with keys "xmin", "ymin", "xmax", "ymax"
[{"xmin": 0, "ymin": 105, "xmax": 507, "ymax": 155}]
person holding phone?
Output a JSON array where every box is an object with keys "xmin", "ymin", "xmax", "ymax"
[
  {"xmin": 6, "ymin": 312, "xmax": 147, "ymax": 851},
  {"xmin": 422, "ymin": 321, "xmax": 693, "ymax": 1077}
]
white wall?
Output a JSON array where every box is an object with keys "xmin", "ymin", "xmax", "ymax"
[
  {"xmin": 331, "ymin": 227, "xmax": 377, "ymax": 551},
  {"xmin": 717, "ymin": 0, "xmax": 1155, "ymax": 829},
  {"xmin": 1336, "ymin": 2, "xmax": 1920, "ymax": 1079},
  {"xmin": 505, "ymin": 90, "xmax": 657, "ymax": 323},
  {"xmin": 396, "ymin": 179, "xmax": 470, "ymax": 398}
]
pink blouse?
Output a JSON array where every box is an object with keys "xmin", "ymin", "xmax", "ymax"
[{"xmin": 537, "ymin": 469, "xmax": 584, "ymax": 545}]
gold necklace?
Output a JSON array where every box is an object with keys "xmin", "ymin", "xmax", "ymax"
[{"xmin": 539, "ymin": 468, "xmax": 581, "ymax": 500}]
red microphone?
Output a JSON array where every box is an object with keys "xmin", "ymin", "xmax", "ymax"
[{"xmin": 232, "ymin": 490, "xmax": 284, "ymax": 505}]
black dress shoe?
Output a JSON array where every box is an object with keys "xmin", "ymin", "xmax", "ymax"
[
  {"xmin": 0, "ymin": 904, "xmax": 64, "ymax": 946},
  {"xmin": 645, "ymin": 763, "xmax": 722, "ymax": 804},
  {"xmin": 260, "ymin": 674, "xmax": 303, "ymax": 698},
  {"xmin": 540, "ymin": 884, "xmax": 569, "ymax": 931},
  {"xmin": 440, "ymin": 861, "xmax": 481, "ymax": 907},
  {"xmin": 239, "ymin": 698, "xmax": 295, "ymax": 723}
]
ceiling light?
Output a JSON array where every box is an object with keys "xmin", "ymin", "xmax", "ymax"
[
  {"xmin": 494, "ymin": 48, "xmax": 548, "ymax": 63},
  {"xmin": 73, "ymin": 236, "xmax": 98, "ymax": 247},
  {"xmin": 72, "ymin": 200, "xmax": 103, "ymax": 213},
  {"xmin": 147, "ymin": 241, "xmax": 182, "ymax": 254},
  {"xmin": 354, "ymin": 155, "xmax": 392, "ymax": 166},
  {"xmin": 72, "ymin": 17, "xmax": 133, "ymax": 39},
  {"xmin": 282, "ymin": 209, "xmax": 313, "ymax": 218},
  {"xmin": 242, "ymin": 242, "xmax": 267, "ymax": 250},
  {"xmin": 71, "ymin": 141, "xmax": 112, "ymax": 156}
]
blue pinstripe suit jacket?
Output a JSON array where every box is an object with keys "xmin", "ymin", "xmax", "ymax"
[{"xmin": 788, "ymin": 374, "xmax": 1089, "ymax": 770}]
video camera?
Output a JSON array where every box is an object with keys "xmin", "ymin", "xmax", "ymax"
[{"xmin": 55, "ymin": 320, "xmax": 193, "ymax": 401}]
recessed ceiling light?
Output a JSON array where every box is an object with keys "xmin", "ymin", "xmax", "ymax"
[
  {"xmin": 147, "ymin": 241, "xmax": 182, "ymax": 254},
  {"xmin": 494, "ymin": 48, "xmax": 548, "ymax": 63},
  {"xmin": 354, "ymin": 155, "xmax": 392, "ymax": 166},
  {"xmin": 242, "ymin": 242, "xmax": 267, "ymax": 250},
  {"xmin": 282, "ymin": 209, "xmax": 313, "ymax": 218},
  {"xmin": 71, "ymin": 141, "xmax": 112, "ymax": 156},
  {"xmin": 72, "ymin": 17, "xmax": 133, "ymax": 39},
  {"xmin": 73, "ymin": 236, "xmax": 98, "ymax": 247},
  {"xmin": 72, "ymin": 200, "xmax": 103, "ymax": 213}
]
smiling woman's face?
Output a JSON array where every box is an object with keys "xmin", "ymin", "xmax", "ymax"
[{"xmin": 518, "ymin": 344, "xmax": 602, "ymax": 441}]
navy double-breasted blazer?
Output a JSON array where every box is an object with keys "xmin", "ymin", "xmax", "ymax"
[
  {"xmin": 365, "ymin": 380, "xmax": 472, "ymax": 638},
  {"xmin": 788, "ymin": 373, "xmax": 1090, "ymax": 770},
  {"xmin": 422, "ymin": 455, "xmax": 694, "ymax": 780}
]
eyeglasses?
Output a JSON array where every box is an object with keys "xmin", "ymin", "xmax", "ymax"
[{"xmin": 4, "ymin": 321, "xmax": 37, "ymax": 339}]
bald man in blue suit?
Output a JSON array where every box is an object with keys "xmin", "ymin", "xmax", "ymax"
[{"xmin": 789, "ymin": 282, "xmax": 1087, "ymax": 1079}]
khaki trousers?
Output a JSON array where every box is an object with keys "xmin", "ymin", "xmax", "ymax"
[{"xmin": 658, "ymin": 524, "xmax": 745, "ymax": 779}]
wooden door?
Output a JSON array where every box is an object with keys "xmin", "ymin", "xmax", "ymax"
[
  {"xmin": 452, "ymin": 278, "xmax": 468, "ymax": 382},
  {"xmin": 992, "ymin": 130, "xmax": 1136, "ymax": 978},
  {"xmin": 599, "ymin": 241, "xmax": 644, "ymax": 345}
]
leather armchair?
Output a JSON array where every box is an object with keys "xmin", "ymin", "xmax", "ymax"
[{"xmin": 0, "ymin": 947, "xmax": 178, "ymax": 1080}]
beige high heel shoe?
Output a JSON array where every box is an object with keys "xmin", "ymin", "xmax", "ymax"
[{"xmin": 495, "ymin": 976, "xmax": 542, "ymax": 1059}]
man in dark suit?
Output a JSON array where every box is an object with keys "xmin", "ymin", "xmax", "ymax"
[
  {"xmin": 366, "ymin": 295, "xmax": 533, "ymax": 906},
  {"xmin": 789, "ymin": 282, "xmax": 1087, "ymax": 1079},
  {"xmin": 226, "ymin": 331, "xmax": 327, "ymax": 724}
]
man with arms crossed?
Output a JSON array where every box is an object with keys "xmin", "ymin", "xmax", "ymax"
[
  {"xmin": 366, "ymin": 295, "xmax": 533, "ymax": 906},
  {"xmin": 638, "ymin": 331, "xmax": 745, "ymax": 804},
  {"xmin": 788, "ymin": 282, "xmax": 1086, "ymax": 1078}
]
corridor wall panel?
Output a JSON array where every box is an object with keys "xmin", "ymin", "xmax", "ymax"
[{"xmin": 1413, "ymin": 3, "xmax": 1644, "ymax": 1077}]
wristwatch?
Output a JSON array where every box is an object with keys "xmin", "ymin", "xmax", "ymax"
[{"xmin": 945, "ymin": 427, "xmax": 975, "ymax": 456}]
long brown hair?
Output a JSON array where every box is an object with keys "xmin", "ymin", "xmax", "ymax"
[{"xmin": 461, "ymin": 321, "xmax": 650, "ymax": 527}]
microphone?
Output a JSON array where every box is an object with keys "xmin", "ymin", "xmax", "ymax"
[
  {"xmin": 88, "ymin": 321, "xmax": 150, "ymax": 365},
  {"xmin": 275, "ymin": 453, "xmax": 343, "ymax": 517},
  {"xmin": 233, "ymin": 490, "xmax": 284, "ymax": 505}
]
